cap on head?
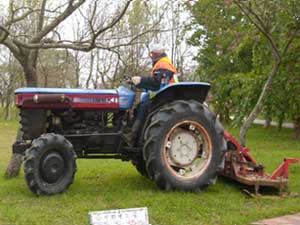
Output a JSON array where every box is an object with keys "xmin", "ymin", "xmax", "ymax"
[{"xmin": 150, "ymin": 44, "xmax": 166, "ymax": 54}]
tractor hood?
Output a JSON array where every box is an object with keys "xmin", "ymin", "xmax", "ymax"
[
  {"xmin": 14, "ymin": 87, "xmax": 118, "ymax": 95},
  {"xmin": 14, "ymin": 86, "xmax": 135, "ymax": 110}
]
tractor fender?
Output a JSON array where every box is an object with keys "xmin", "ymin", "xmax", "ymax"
[
  {"xmin": 149, "ymin": 82, "xmax": 211, "ymax": 111},
  {"xmin": 137, "ymin": 81, "xmax": 212, "ymax": 150}
]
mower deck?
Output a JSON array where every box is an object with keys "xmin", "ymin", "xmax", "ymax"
[{"xmin": 222, "ymin": 131, "xmax": 299, "ymax": 194}]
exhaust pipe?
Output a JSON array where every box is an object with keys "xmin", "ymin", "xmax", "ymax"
[{"xmin": 33, "ymin": 94, "xmax": 71, "ymax": 104}]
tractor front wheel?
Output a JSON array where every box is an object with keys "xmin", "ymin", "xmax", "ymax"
[
  {"xmin": 143, "ymin": 100, "xmax": 225, "ymax": 191},
  {"xmin": 24, "ymin": 133, "xmax": 77, "ymax": 195}
]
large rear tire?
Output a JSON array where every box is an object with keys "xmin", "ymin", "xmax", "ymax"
[
  {"xmin": 131, "ymin": 156, "xmax": 149, "ymax": 178},
  {"xmin": 24, "ymin": 133, "xmax": 77, "ymax": 195},
  {"xmin": 143, "ymin": 100, "xmax": 225, "ymax": 191}
]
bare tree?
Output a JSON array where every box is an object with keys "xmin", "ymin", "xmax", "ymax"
[{"xmin": 0, "ymin": 0, "xmax": 133, "ymax": 86}]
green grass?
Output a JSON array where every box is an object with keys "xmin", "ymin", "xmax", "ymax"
[
  {"xmin": 0, "ymin": 120, "xmax": 300, "ymax": 225},
  {"xmin": 0, "ymin": 107, "xmax": 19, "ymax": 121}
]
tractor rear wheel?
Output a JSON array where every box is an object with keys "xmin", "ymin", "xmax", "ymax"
[
  {"xmin": 131, "ymin": 156, "xmax": 149, "ymax": 178},
  {"xmin": 24, "ymin": 133, "xmax": 77, "ymax": 195},
  {"xmin": 143, "ymin": 100, "xmax": 225, "ymax": 191}
]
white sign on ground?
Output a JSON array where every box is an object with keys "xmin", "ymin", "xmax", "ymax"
[{"xmin": 89, "ymin": 207, "xmax": 150, "ymax": 225}]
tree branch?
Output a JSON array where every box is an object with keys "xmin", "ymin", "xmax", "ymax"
[
  {"xmin": 88, "ymin": 1, "xmax": 98, "ymax": 37},
  {"xmin": 0, "ymin": 25, "xmax": 10, "ymax": 43},
  {"xmin": 234, "ymin": 0, "xmax": 281, "ymax": 60},
  {"xmin": 281, "ymin": 22, "xmax": 300, "ymax": 58},
  {"xmin": 90, "ymin": 0, "xmax": 133, "ymax": 45},
  {"xmin": 0, "ymin": 26, "xmax": 23, "ymax": 60},
  {"xmin": 11, "ymin": 27, "xmax": 163, "ymax": 52},
  {"xmin": 13, "ymin": 40, "xmax": 92, "ymax": 51},
  {"xmin": 4, "ymin": 9, "xmax": 36, "ymax": 27},
  {"xmin": 96, "ymin": 29, "xmax": 162, "ymax": 49},
  {"xmin": 37, "ymin": 0, "xmax": 48, "ymax": 33},
  {"xmin": 31, "ymin": 0, "xmax": 86, "ymax": 43}
]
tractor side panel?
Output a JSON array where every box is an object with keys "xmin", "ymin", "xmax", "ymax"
[
  {"xmin": 16, "ymin": 93, "xmax": 119, "ymax": 109},
  {"xmin": 15, "ymin": 86, "xmax": 135, "ymax": 110}
]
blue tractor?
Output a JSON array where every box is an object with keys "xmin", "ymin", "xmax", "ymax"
[{"xmin": 14, "ymin": 81, "xmax": 225, "ymax": 195}]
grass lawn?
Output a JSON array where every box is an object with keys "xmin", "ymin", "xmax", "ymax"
[{"xmin": 0, "ymin": 120, "xmax": 299, "ymax": 225}]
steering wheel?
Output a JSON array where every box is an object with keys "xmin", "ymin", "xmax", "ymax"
[{"xmin": 120, "ymin": 75, "xmax": 136, "ymax": 90}]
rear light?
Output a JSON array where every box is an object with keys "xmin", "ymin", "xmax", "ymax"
[{"xmin": 15, "ymin": 95, "xmax": 21, "ymax": 107}]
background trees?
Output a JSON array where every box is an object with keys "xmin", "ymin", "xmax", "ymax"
[{"xmin": 189, "ymin": 0, "xmax": 300, "ymax": 143}]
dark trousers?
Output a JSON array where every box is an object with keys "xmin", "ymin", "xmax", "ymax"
[{"xmin": 137, "ymin": 97, "xmax": 151, "ymax": 121}]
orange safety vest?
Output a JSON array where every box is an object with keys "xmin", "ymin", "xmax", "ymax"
[{"xmin": 150, "ymin": 57, "xmax": 178, "ymax": 84}]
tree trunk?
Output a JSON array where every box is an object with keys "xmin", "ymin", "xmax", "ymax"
[
  {"xmin": 5, "ymin": 53, "xmax": 38, "ymax": 177},
  {"xmin": 239, "ymin": 61, "xmax": 280, "ymax": 146},
  {"xmin": 75, "ymin": 64, "xmax": 80, "ymax": 88},
  {"xmin": 4, "ymin": 153, "xmax": 24, "ymax": 178},
  {"xmin": 1, "ymin": 97, "xmax": 4, "ymax": 107},
  {"xmin": 292, "ymin": 118, "xmax": 300, "ymax": 140},
  {"xmin": 264, "ymin": 119, "xmax": 271, "ymax": 128},
  {"xmin": 4, "ymin": 101, "xmax": 11, "ymax": 120},
  {"xmin": 85, "ymin": 52, "xmax": 95, "ymax": 88},
  {"xmin": 43, "ymin": 69, "xmax": 48, "ymax": 87},
  {"xmin": 4, "ymin": 1, "xmax": 42, "ymax": 175},
  {"xmin": 263, "ymin": 104, "xmax": 272, "ymax": 128},
  {"xmin": 23, "ymin": 61, "xmax": 38, "ymax": 87},
  {"xmin": 4, "ymin": 127, "xmax": 24, "ymax": 178}
]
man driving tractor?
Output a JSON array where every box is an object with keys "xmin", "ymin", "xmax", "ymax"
[{"xmin": 122, "ymin": 44, "xmax": 179, "ymax": 145}]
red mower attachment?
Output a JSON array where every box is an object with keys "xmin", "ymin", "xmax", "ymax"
[{"xmin": 222, "ymin": 130, "xmax": 300, "ymax": 194}]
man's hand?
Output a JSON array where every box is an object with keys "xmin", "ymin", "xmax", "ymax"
[{"xmin": 131, "ymin": 76, "xmax": 141, "ymax": 85}]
